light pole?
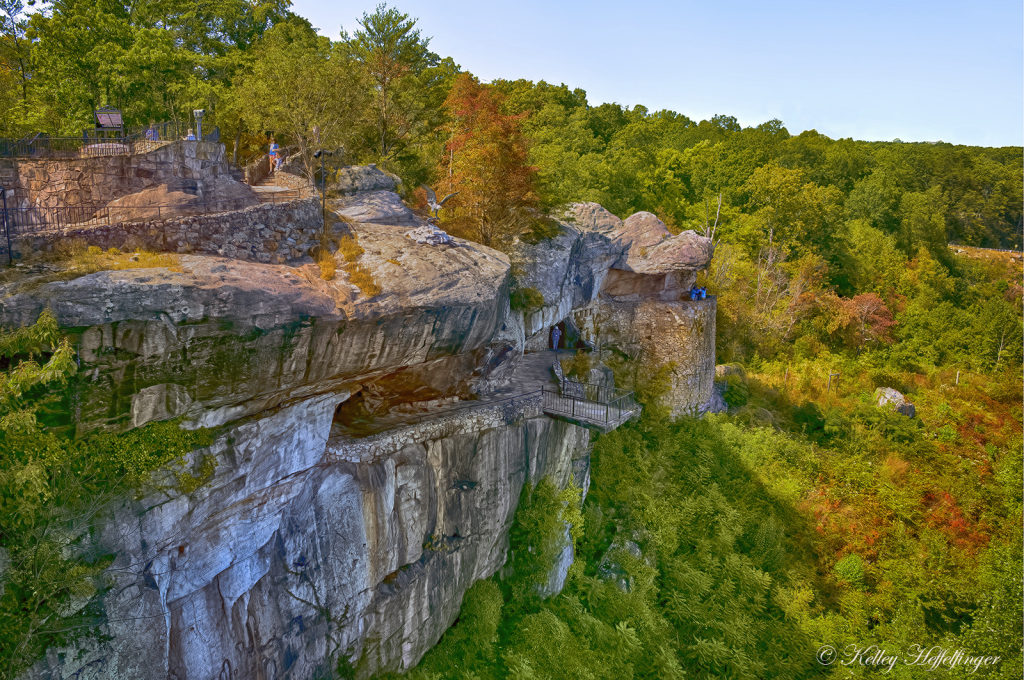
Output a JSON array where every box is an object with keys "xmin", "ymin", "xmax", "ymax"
[
  {"xmin": 193, "ymin": 109, "xmax": 205, "ymax": 140},
  {"xmin": 314, "ymin": 149, "xmax": 333, "ymax": 238},
  {"xmin": 1, "ymin": 185, "xmax": 10, "ymax": 266}
]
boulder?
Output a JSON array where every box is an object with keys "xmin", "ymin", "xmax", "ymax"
[
  {"xmin": 330, "ymin": 164, "xmax": 400, "ymax": 195},
  {"xmin": 875, "ymin": 387, "xmax": 915, "ymax": 417},
  {"xmin": 105, "ymin": 176, "xmax": 259, "ymax": 223},
  {"xmin": 568, "ymin": 202, "xmax": 623, "ymax": 235},
  {"xmin": 638, "ymin": 230, "xmax": 715, "ymax": 274},
  {"xmin": 715, "ymin": 364, "xmax": 746, "ymax": 379},
  {"xmin": 331, "ymin": 190, "xmax": 419, "ymax": 227},
  {"xmin": 616, "ymin": 211, "xmax": 672, "ymax": 270}
]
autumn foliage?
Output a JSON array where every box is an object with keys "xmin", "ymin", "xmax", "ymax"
[
  {"xmin": 816, "ymin": 292, "xmax": 897, "ymax": 350},
  {"xmin": 438, "ymin": 74, "xmax": 539, "ymax": 251}
]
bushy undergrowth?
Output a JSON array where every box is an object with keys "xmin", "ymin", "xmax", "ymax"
[
  {"xmin": 509, "ymin": 286, "xmax": 544, "ymax": 312},
  {"xmin": 0, "ymin": 310, "xmax": 214, "ymax": 677},
  {"xmin": 389, "ymin": 339, "xmax": 1021, "ymax": 678}
]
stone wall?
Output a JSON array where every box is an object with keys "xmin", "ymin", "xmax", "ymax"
[
  {"xmin": 573, "ymin": 295, "xmax": 717, "ymax": 416},
  {"xmin": 19, "ymin": 197, "xmax": 323, "ymax": 263},
  {"xmin": 0, "ymin": 141, "xmax": 239, "ymax": 210}
]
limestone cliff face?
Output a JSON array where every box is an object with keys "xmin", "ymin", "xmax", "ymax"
[{"xmin": 3, "ymin": 214, "xmax": 593, "ymax": 678}]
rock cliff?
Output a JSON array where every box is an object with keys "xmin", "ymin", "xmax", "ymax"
[{"xmin": 2, "ymin": 178, "xmax": 716, "ymax": 677}]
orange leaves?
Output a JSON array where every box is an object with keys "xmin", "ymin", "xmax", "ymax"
[
  {"xmin": 923, "ymin": 490, "xmax": 990, "ymax": 553},
  {"xmin": 440, "ymin": 73, "xmax": 538, "ymax": 250},
  {"xmin": 814, "ymin": 291, "xmax": 896, "ymax": 350}
]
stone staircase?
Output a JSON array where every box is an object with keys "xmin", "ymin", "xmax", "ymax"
[{"xmin": 251, "ymin": 171, "xmax": 302, "ymax": 204}]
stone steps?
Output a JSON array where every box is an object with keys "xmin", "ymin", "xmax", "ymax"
[{"xmin": 252, "ymin": 173, "xmax": 301, "ymax": 203}]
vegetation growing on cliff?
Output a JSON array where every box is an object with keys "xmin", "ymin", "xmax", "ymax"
[
  {"xmin": 389, "ymin": 242, "xmax": 1021, "ymax": 679},
  {"xmin": 0, "ymin": 311, "xmax": 214, "ymax": 677}
]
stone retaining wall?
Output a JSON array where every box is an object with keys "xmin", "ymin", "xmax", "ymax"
[
  {"xmin": 0, "ymin": 141, "xmax": 240, "ymax": 210},
  {"xmin": 16, "ymin": 197, "xmax": 324, "ymax": 264}
]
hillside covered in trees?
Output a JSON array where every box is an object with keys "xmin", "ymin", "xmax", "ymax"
[{"xmin": 0, "ymin": 1, "xmax": 1021, "ymax": 678}]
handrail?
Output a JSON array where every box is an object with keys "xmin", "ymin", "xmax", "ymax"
[
  {"xmin": 0, "ymin": 195, "xmax": 305, "ymax": 237},
  {"xmin": 541, "ymin": 385, "xmax": 639, "ymax": 426}
]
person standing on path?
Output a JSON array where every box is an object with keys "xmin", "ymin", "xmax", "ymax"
[
  {"xmin": 551, "ymin": 326, "xmax": 562, "ymax": 352},
  {"xmin": 269, "ymin": 140, "xmax": 279, "ymax": 171}
]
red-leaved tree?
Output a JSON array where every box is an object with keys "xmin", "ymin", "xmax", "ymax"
[
  {"xmin": 816, "ymin": 292, "xmax": 896, "ymax": 351},
  {"xmin": 439, "ymin": 73, "xmax": 538, "ymax": 250}
]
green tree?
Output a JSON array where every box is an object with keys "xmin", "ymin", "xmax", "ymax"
[
  {"xmin": 898, "ymin": 186, "xmax": 949, "ymax": 258},
  {"xmin": 343, "ymin": 3, "xmax": 441, "ymax": 170},
  {"xmin": 971, "ymin": 297, "xmax": 1023, "ymax": 371},
  {"xmin": 243, "ymin": 20, "xmax": 366, "ymax": 182}
]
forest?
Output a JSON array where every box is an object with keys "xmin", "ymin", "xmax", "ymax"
[{"xmin": 0, "ymin": 1, "xmax": 1021, "ymax": 677}]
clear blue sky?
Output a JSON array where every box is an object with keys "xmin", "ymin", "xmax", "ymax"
[{"xmin": 291, "ymin": 0, "xmax": 1023, "ymax": 147}]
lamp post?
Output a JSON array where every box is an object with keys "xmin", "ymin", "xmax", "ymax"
[
  {"xmin": 193, "ymin": 109, "xmax": 205, "ymax": 140},
  {"xmin": 314, "ymin": 149, "xmax": 333, "ymax": 237},
  {"xmin": 1, "ymin": 185, "xmax": 10, "ymax": 266}
]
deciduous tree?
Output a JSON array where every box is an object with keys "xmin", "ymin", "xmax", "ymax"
[{"xmin": 440, "ymin": 73, "xmax": 538, "ymax": 251}]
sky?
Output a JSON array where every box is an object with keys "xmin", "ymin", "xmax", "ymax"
[{"xmin": 290, "ymin": 0, "xmax": 1023, "ymax": 148}]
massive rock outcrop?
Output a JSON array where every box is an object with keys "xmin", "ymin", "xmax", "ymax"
[
  {"xmin": 104, "ymin": 175, "xmax": 260, "ymax": 222},
  {"xmin": 513, "ymin": 203, "xmax": 717, "ymax": 415},
  {"xmin": 2, "ymin": 176, "xmax": 717, "ymax": 677}
]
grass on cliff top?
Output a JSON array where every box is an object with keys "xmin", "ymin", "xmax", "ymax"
[{"xmin": 2, "ymin": 239, "xmax": 181, "ymax": 294}]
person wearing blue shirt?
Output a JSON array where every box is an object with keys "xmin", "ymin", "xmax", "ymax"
[
  {"xmin": 185, "ymin": 128, "xmax": 196, "ymax": 141},
  {"xmin": 145, "ymin": 123, "xmax": 159, "ymax": 141},
  {"xmin": 269, "ymin": 141, "xmax": 280, "ymax": 171}
]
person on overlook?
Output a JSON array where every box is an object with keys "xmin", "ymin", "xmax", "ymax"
[
  {"xmin": 145, "ymin": 123, "xmax": 159, "ymax": 142},
  {"xmin": 185, "ymin": 128, "xmax": 196, "ymax": 141}
]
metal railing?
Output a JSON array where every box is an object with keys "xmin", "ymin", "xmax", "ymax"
[
  {"xmin": 0, "ymin": 197, "xmax": 269, "ymax": 237},
  {"xmin": 0, "ymin": 123, "xmax": 221, "ymax": 159},
  {"xmin": 541, "ymin": 385, "xmax": 639, "ymax": 426}
]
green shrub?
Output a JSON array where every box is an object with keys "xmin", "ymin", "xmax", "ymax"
[
  {"xmin": 835, "ymin": 553, "xmax": 866, "ymax": 589},
  {"xmin": 510, "ymin": 286, "xmax": 545, "ymax": 312},
  {"xmin": 723, "ymin": 373, "xmax": 750, "ymax": 407},
  {"xmin": 560, "ymin": 350, "xmax": 594, "ymax": 380}
]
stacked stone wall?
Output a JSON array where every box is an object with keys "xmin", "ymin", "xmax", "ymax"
[
  {"xmin": 18, "ymin": 197, "xmax": 323, "ymax": 263},
  {"xmin": 0, "ymin": 141, "xmax": 240, "ymax": 210}
]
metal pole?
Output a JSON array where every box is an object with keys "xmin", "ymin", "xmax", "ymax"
[{"xmin": 1, "ymin": 186, "xmax": 11, "ymax": 265}]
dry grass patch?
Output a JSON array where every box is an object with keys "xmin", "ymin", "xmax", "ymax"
[
  {"xmin": 314, "ymin": 248, "xmax": 336, "ymax": 281},
  {"xmin": 345, "ymin": 263, "xmax": 381, "ymax": 297},
  {"xmin": 62, "ymin": 243, "xmax": 181, "ymax": 273},
  {"xmin": 5, "ymin": 240, "xmax": 182, "ymax": 294},
  {"xmin": 337, "ymin": 235, "xmax": 364, "ymax": 263}
]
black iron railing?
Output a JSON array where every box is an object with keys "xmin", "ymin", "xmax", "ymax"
[
  {"xmin": 542, "ymin": 384, "xmax": 639, "ymax": 426},
  {"xmin": 0, "ymin": 197, "xmax": 274, "ymax": 237},
  {"xmin": 0, "ymin": 123, "xmax": 221, "ymax": 159}
]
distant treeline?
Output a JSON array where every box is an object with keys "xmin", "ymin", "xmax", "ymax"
[{"xmin": 2, "ymin": 1, "xmax": 1019, "ymax": 253}]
